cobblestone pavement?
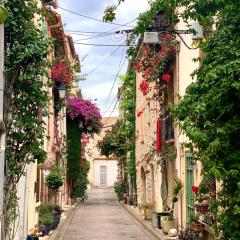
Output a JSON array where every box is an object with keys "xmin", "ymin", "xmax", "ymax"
[{"xmin": 62, "ymin": 188, "xmax": 150, "ymax": 240}]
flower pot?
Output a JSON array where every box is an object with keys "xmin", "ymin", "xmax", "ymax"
[
  {"xmin": 195, "ymin": 204, "xmax": 209, "ymax": 214},
  {"xmin": 144, "ymin": 208, "xmax": 153, "ymax": 220},
  {"xmin": 191, "ymin": 222, "xmax": 203, "ymax": 232},
  {"xmin": 26, "ymin": 236, "xmax": 39, "ymax": 240},
  {"xmin": 161, "ymin": 219, "xmax": 176, "ymax": 234},
  {"xmin": 0, "ymin": 5, "xmax": 9, "ymax": 24}
]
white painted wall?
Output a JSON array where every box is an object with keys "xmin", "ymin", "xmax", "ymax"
[{"xmin": 93, "ymin": 160, "xmax": 118, "ymax": 187}]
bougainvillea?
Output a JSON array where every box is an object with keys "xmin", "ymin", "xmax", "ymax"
[{"xmin": 67, "ymin": 97, "xmax": 102, "ymax": 134}]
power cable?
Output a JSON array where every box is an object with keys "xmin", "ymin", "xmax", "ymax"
[
  {"xmin": 103, "ymin": 98, "xmax": 120, "ymax": 126},
  {"xmin": 101, "ymin": 48, "xmax": 126, "ymax": 112},
  {"xmin": 58, "ymin": 6, "xmax": 134, "ymax": 27},
  {"xmin": 86, "ymin": 44, "xmax": 123, "ymax": 76}
]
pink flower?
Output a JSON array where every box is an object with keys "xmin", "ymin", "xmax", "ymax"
[{"xmin": 27, "ymin": 80, "xmax": 33, "ymax": 85}]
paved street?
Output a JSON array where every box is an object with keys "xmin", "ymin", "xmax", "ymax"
[{"xmin": 62, "ymin": 188, "xmax": 150, "ymax": 240}]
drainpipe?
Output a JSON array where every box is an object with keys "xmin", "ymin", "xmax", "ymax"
[{"xmin": 0, "ymin": 0, "xmax": 6, "ymax": 238}]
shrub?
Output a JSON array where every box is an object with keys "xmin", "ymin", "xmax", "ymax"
[{"xmin": 114, "ymin": 180, "xmax": 128, "ymax": 200}]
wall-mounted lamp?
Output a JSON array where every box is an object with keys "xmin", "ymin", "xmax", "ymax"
[{"xmin": 58, "ymin": 83, "xmax": 66, "ymax": 100}]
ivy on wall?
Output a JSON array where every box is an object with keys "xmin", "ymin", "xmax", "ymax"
[
  {"xmin": 66, "ymin": 117, "xmax": 81, "ymax": 181},
  {"xmin": 66, "ymin": 117, "xmax": 89, "ymax": 199}
]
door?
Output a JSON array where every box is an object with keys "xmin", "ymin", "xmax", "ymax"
[
  {"xmin": 186, "ymin": 152, "xmax": 194, "ymax": 221},
  {"xmin": 100, "ymin": 166, "xmax": 107, "ymax": 186}
]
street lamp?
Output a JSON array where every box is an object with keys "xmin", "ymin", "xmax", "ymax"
[{"xmin": 58, "ymin": 83, "xmax": 66, "ymax": 99}]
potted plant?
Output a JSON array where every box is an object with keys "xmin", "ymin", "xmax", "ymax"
[
  {"xmin": 140, "ymin": 203, "xmax": 154, "ymax": 220},
  {"xmin": 162, "ymin": 178, "xmax": 184, "ymax": 234},
  {"xmin": 52, "ymin": 205, "xmax": 61, "ymax": 229},
  {"xmin": 39, "ymin": 203, "xmax": 54, "ymax": 235},
  {"xmin": 26, "ymin": 228, "xmax": 39, "ymax": 240},
  {"xmin": 45, "ymin": 165, "xmax": 63, "ymax": 190},
  {"xmin": 192, "ymin": 183, "xmax": 209, "ymax": 214},
  {"xmin": 189, "ymin": 212, "xmax": 203, "ymax": 232},
  {"xmin": 0, "ymin": 5, "xmax": 9, "ymax": 24}
]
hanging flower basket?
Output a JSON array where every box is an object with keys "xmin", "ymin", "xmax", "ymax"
[
  {"xmin": 51, "ymin": 63, "xmax": 72, "ymax": 84},
  {"xmin": 0, "ymin": 5, "xmax": 9, "ymax": 24}
]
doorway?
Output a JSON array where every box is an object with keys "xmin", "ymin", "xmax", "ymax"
[{"xmin": 100, "ymin": 165, "xmax": 107, "ymax": 186}]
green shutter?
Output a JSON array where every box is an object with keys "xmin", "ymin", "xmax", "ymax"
[{"xmin": 186, "ymin": 152, "xmax": 194, "ymax": 221}]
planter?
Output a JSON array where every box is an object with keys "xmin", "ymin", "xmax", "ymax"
[
  {"xmin": 191, "ymin": 222, "xmax": 203, "ymax": 232},
  {"xmin": 0, "ymin": 5, "xmax": 9, "ymax": 24},
  {"xmin": 52, "ymin": 212, "xmax": 61, "ymax": 229},
  {"xmin": 26, "ymin": 236, "xmax": 39, "ymax": 240},
  {"xmin": 144, "ymin": 208, "xmax": 153, "ymax": 220},
  {"xmin": 195, "ymin": 204, "xmax": 209, "ymax": 214},
  {"xmin": 161, "ymin": 219, "xmax": 176, "ymax": 234}
]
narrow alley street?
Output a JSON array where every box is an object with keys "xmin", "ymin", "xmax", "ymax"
[{"xmin": 61, "ymin": 188, "xmax": 150, "ymax": 240}]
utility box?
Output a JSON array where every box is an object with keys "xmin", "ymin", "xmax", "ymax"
[{"xmin": 144, "ymin": 32, "xmax": 159, "ymax": 43}]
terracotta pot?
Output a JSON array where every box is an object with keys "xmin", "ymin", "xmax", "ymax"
[
  {"xmin": 144, "ymin": 208, "xmax": 153, "ymax": 220},
  {"xmin": 161, "ymin": 219, "xmax": 176, "ymax": 234},
  {"xmin": 195, "ymin": 204, "xmax": 209, "ymax": 214},
  {"xmin": 191, "ymin": 222, "xmax": 203, "ymax": 232}
]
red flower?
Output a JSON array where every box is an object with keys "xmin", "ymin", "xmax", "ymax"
[
  {"xmin": 140, "ymin": 81, "xmax": 149, "ymax": 95},
  {"xmin": 192, "ymin": 186, "xmax": 199, "ymax": 193},
  {"xmin": 135, "ymin": 63, "xmax": 141, "ymax": 72},
  {"xmin": 145, "ymin": 67, "xmax": 152, "ymax": 75},
  {"xmin": 162, "ymin": 73, "xmax": 171, "ymax": 82},
  {"xmin": 152, "ymin": 57, "xmax": 160, "ymax": 64},
  {"xmin": 137, "ymin": 110, "xmax": 143, "ymax": 117}
]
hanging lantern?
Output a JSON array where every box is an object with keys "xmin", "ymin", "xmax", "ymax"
[{"xmin": 156, "ymin": 119, "xmax": 162, "ymax": 152}]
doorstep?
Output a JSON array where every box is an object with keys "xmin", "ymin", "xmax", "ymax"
[
  {"xmin": 39, "ymin": 202, "xmax": 80, "ymax": 240},
  {"xmin": 120, "ymin": 203, "xmax": 178, "ymax": 240}
]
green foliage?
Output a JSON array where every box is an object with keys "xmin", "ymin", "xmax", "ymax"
[
  {"xmin": 46, "ymin": 166, "xmax": 63, "ymax": 190},
  {"xmin": 3, "ymin": 0, "xmax": 51, "ymax": 237},
  {"xmin": 171, "ymin": 178, "xmax": 184, "ymax": 203},
  {"xmin": 189, "ymin": 212, "xmax": 200, "ymax": 224},
  {"xmin": 39, "ymin": 203, "xmax": 54, "ymax": 225},
  {"xmin": 72, "ymin": 160, "xmax": 90, "ymax": 200},
  {"xmin": 171, "ymin": 1, "xmax": 240, "ymax": 239},
  {"xmin": 114, "ymin": 180, "xmax": 128, "ymax": 200},
  {"xmin": 97, "ymin": 120, "xmax": 128, "ymax": 159},
  {"xmin": 67, "ymin": 117, "xmax": 81, "ymax": 180},
  {"xmin": 66, "ymin": 117, "xmax": 89, "ymax": 199}
]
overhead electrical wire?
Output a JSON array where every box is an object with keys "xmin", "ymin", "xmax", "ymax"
[
  {"xmin": 86, "ymin": 44, "xmax": 124, "ymax": 76},
  {"xmin": 58, "ymin": 6, "xmax": 134, "ymax": 27},
  {"xmin": 101, "ymin": 47, "xmax": 126, "ymax": 113}
]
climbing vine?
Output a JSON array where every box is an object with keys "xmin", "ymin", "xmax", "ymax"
[{"xmin": 3, "ymin": 0, "xmax": 51, "ymax": 239}]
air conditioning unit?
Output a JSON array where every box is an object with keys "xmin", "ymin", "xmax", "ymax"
[{"xmin": 43, "ymin": 0, "xmax": 58, "ymax": 8}]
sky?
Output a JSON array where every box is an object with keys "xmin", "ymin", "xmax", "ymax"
[{"xmin": 58, "ymin": 0, "xmax": 149, "ymax": 117}]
